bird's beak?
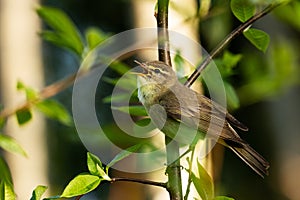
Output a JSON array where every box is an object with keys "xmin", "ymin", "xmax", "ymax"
[{"xmin": 130, "ymin": 60, "xmax": 148, "ymax": 76}]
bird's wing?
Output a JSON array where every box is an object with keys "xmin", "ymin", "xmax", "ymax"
[{"xmin": 158, "ymin": 89, "xmax": 245, "ymax": 144}]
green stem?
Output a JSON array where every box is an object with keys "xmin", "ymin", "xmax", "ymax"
[
  {"xmin": 184, "ymin": 146, "xmax": 196, "ymax": 200},
  {"xmin": 156, "ymin": 0, "xmax": 183, "ymax": 199}
]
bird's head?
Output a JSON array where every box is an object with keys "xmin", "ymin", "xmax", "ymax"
[{"xmin": 134, "ymin": 60, "xmax": 177, "ymax": 87}]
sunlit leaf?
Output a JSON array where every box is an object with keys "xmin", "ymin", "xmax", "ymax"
[
  {"xmin": 16, "ymin": 109, "xmax": 32, "ymax": 125},
  {"xmin": 107, "ymin": 144, "xmax": 143, "ymax": 169},
  {"xmin": 0, "ymin": 181, "xmax": 16, "ymax": 200},
  {"xmin": 60, "ymin": 173, "xmax": 101, "ymax": 198},
  {"xmin": 0, "ymin": 157, "xmax": 15, "ymax": 200},
  {"xmin": 231, "ymin": 0, "xmax": 256, "ymax": 22},
  {"xmin": 191, "ymin": 160, "xmax": 214, "ymax": 200},
  {"xmin": 30, "ymin": 185, "xmax": 48, "ymax": 200},
  {"xmin": 243, "ymin": 28, "xmax": 270, "ymax": 52},
  {"xmin": 17, "ymin": 81, "xmax": 38, "ymax": 100},
  {"xmin": 111, "ymin": 105, "xmax": 147, "ymax": 116},
  {"xmin": 87, "ymin": 152, "xmax": 110, "ymax": 180},
  {"xmin": 37, "ymin": 6, "xmax": 84, "ymax": 56},
  {"xmin": 85, "ymin": 27, "xmax": 109, "ymax": 50},
  {"xmin": 0, "ymin": 134, "xmax": 27, "ymax": 157},
  {"xmin": 87, "ymin": 152, "xmax": 102, "ymax": 171},
  {"xmin": 35, "ymin": 99, "xmax": 73, "ymax": 126}
]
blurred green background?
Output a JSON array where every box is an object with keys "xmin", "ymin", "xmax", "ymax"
[{"xmin": 1, "ymin": 0, "xmax": 300, "ymax": 199}]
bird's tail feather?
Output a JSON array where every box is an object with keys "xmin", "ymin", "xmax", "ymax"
[{"xmin": 229, "ymin": 144, "xmax": 270, "ymax": 178}]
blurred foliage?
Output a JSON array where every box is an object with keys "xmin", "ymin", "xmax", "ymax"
[{"xmin": 0, "ymin": 0, "xmax": 299, "ymax": 199}]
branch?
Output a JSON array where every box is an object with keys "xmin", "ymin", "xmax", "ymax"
[
  {"xmin": 110, "ymin": 177, "xmax": 167, "ymax": 188},
  {"xmin": 184, "ymin": 3, "xmax": 282, "ymax": 87},
  {"xmin": 156, "ymin": 0, "xmax": 183, "ymax": 199},
  {"xmin": 156, "ymin": 0, "xmax": 172, "ymax": 66},
  {"xmin": 0, "ymin": 73, "xmax": 77, "ymax": 119}
]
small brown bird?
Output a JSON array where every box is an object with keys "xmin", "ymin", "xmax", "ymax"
[{"xmin": 135, "ymin": 60, "xmax": 270, "ymax": 177}]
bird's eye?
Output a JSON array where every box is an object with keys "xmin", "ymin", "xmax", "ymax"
[{"xmin": 154, "ymin": 68, "xmax": 161, "ymax": 74}]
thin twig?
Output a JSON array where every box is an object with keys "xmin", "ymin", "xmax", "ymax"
[
  {"xmin": 184, "ymin": 3, "xmax": 282, "ymax": 87},
  {"xmin": 184, "ymin": 146, "xmax": 196, "ymax": 200},
  {"xmin": 0, "ymin": 73, "xmax": 77, "ymax": 119},
  {"xmin": 110, "ymin": 177, "xmax": 167, "ymax": 188}
]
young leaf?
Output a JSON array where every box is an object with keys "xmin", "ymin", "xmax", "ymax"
[
  {"xmin": 85, "ymin": 27, "xmax": 109, "ymax": 50},
  {"xmin": 36, "ymin": 6, "xmax": 84, "ymax": 56},
  {"xmin": 17, "ymin": 81, "xmax": 38, "ymax": 100},
  {"xmin": 16, "ymin": 109, "xmax": 32, "ymax": 125},
  {"xmin": 87, "ymin": 152, "xmax": 105, "ymax": 177},
  {"xmin": 60, "ymin": 173, "xmax": 101, "ymax": 198},
  {"xmin": 30, "ymin": 185, "xmax": 48, "ymax": 200},
  {"xmin": 191, "ymin": 160, "xmax": 214, "ymax": 200},
  {"xmin": 0, "ymin": 134, "xmax": 27, "ymax": 157},
  {"xmin": 35, "ymin": 99, "xmax": 73, "ymax": 126},
  {"xmin": 243, "ymin": 28, "xmax": 270, "ymax": 52},
  {"xmin": 111, "ymin": 105, "xmax": 147, "ymax": 116},
  {"xmin": 107, "ymin": 144, "xmax": 142, "ymax": 169},
  {"xmin": 230, "ymin": 0, "xmax": 256, "ymax": 22}
]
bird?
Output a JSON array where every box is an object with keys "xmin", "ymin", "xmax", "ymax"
[{"xmin": 134, "ymin": 60, "xmax": 270, "ymax": 178}]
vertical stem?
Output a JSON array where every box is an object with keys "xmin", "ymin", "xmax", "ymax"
[{"xmin": 156, "ymin": 0, "xmax": 183, "ymax": 199}]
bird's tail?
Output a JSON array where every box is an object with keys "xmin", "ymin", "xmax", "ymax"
[{"xmin": 229, "ymin": 144, "xmax": 270, "ymax": 178}]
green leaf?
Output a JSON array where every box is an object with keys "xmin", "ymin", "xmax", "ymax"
[
  {"xmin": 36, "ymin": 6, "xmax": 84, "ymax": 56},
  {"xmin": 109, "ymin": 61, "xmax": 131, "ymax": 75},
  {"xmin": 0, "ymin": 181, "xmax": 16, "ymax": 200},
  {"xmin": 191, "ymin": 160, "xmax": 214, "ymax": 200},
  {"xmin": 87, "ymin": 152, "xmax": 110, "ymax": 180},
  {"xmin": 222, "ymin": 51, "xmax": 242, "ymax": 69},
  {"xmin": 85, "ymin": 27, "xmax": 109, "ymax": 50},
  {"xmin": 61, "ymin": 173, "xmax": 101, "ymax": 198},
  {"xmin": 0, "ymin": 134, "xmax": 27, "ymax": 157},
  {"xmin": 35, "ymin": 99, "xmax": 73, "ymax": 126},
  {"xmin": 107, "ymin": 144, "xmax": 142, "ymax": 169},
  {"xmin": 0, "ymin": 157, "xmax": 16, "ymax": 200},
  {"xmin": 214, "ymin": 196, "xmax": 235, "ymax": 200},
  {"xmin": 243, "ymin": 28, "xmax": 270, "ymax": 52},
  {"xmin": 16, "ymin": 109, "xmax": 32, "ymax": 125},
  {"xmin": 0, "ymin": 157, "xmax": 13, "ymax": 184},
  {"xmin": 230, "ymin": 0, "xmax": 256, "ymax": 22},
  {"xmin": 224, "ymin": 81, "xmax": 240, "ymax": 110},
  {"xmin": 30, "ymin": 185, "xmax": 48, "ymax": 200},
  {"xmin": 16, "ymin": 81, "xmax": 38, "ymax": 100},
  {"xmin": 111, "ymin": 105, "xmax": 147, "ymax": 116}
]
